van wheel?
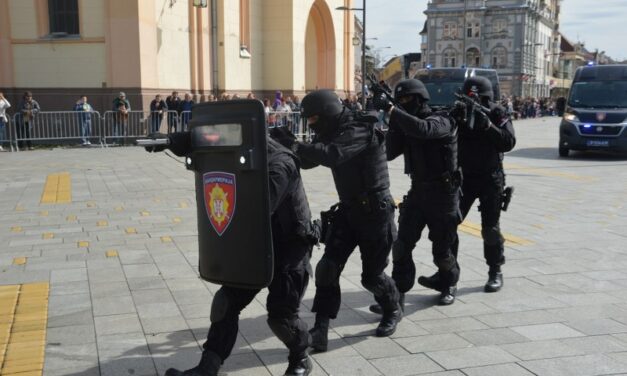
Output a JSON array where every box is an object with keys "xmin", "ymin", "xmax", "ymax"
[{"xmin": 558, "ymin": 146, "xmax": 569, "ymax": 157}]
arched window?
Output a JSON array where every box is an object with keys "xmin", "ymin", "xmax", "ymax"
[
  {"xmin": 443, "ymin": 48, "xmax": 458, "ymax": 68},
  {"xmin": 466, "ymin": 48, "xmax": 480, "ymax": 67},
  {"xmin": 48, "ymin": 0, "xmax": 79, "ymax": 35},
  {"xmin": 491, "ymin": 47, "xmax": 507, "ymax": 68}
]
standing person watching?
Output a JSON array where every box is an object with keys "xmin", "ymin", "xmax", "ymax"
[
  {"xmin": 0, "ymin": 92, "xmax": 10, "ymax": 151},
  {"xmin": 150, "ymin": 94, "xmax": 168, "ymax": 133},
  {"xmin": 73, "ymin": 95, "xmax": 94, "ymax": 146},
  {"xmin": 112, "ymin": 92, "xmax": 130, "ymax": 145},
  {"xmin": 18, "ymin": 91, "xmax": 40, "ymax": 150}
]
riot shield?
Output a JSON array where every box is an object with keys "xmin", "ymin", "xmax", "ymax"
[{"xmin": 188, "ymin": 100, "xmax": 273, "ymax": 289}]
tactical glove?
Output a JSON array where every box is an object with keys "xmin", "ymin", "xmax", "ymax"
[
  {"xmin": 474, "ymin": 110, "xmax": 492, "ymax": 131},
  {"xmin": 372, "ymin": 93, "xmax": 393, "ymax": 112},
  {"xmin": 450, "ymin": 101, "xmax": 467, "ymax": 123}
]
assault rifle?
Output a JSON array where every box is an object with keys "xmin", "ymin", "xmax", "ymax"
[
  {"xmin": 453, "ymin": 88, "xmax": 491, "ymax": 131},
  {"xmin": 367, "ymin": 74, "xmax": 401, "ymax": 108}
]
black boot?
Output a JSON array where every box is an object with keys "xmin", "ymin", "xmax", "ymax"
[
  {"xmin": 284, "ymin": 355, "xmax": 313, "ymax": 376},
  {"xmin": 417, "ymin": 272, "xmax": 442, "ymax": 291},
  {"xmin": 369, "ymin": 293, "xmax": 405, "ymax": 315},
  {"xmin": 438, "ymin": 285, "xmax": 457, "ymax": 306},
  {"xmin": 165, "ymin": 350, "xmax": 221, "ymax": 376},
  {"xmin": 375, "ymin": 304, "xmax": 402, "ymax": 337},
  {"xmin": 485, "ymin": 267, "xmax": 503, "ymax": 293},
  {"xmin": 309, "ymin": 315, "xmax": 329, "ymax": 353}
]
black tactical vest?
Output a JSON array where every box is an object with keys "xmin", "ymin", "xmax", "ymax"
[
  {"xmin": 404, "ymin": 111, "xmax": 458, "ymax": 182},
  {"xmin": 458, "ymin": 103, "xmax": 506, "ymax": 175},
  {"xmin": 267, "ymin": 139, "xmax": 313, "ymax": 242},
  {"xmin": 331, "ymin": 120, "xmax": 390, "ymax": 202}
]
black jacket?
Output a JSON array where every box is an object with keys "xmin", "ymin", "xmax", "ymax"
[
  {"xmin": 387, "ymin": 107, "xmax": 458, "ymax": 182},
  {"xmin": 458, "ymin": 103, "xmax": 516, "ymax": 175},
  {"xmin": 295, "ymin": 114, "xmax": 390, "ymax": 203}
]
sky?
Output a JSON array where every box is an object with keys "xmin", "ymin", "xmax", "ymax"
[{"xmin": 365, "ymin": 0, "xmax": 627, "ymax": 63}]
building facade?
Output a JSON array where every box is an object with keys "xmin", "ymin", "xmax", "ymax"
[
  {"xmin": 423, "ymin": 0, "xmax": 561, "ymax": 97},
  {"xmin": 0, "ymin": 0, "xmax": 356, "ymax": 111}
]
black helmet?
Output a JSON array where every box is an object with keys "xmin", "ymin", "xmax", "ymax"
[
  {"xmin": 394, "ymin": 79, "xmax": 430, "ymax": 101},
  {"xmin": 301, "ymin": 90, "xmax": 344, "ymax": 118},
  {"xmin": 462, "ymin": 76, "xmax": 493, "ymax": 100}
]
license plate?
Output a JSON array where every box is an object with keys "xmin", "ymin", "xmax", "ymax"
[{"xmin": 586, "ymin": 139, "xmax": 609, "ymax": 147}]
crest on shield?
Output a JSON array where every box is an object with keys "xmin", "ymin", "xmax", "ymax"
[{"xmin": 203, "ymin": 172, "xmax": 236, "ymax": 236}]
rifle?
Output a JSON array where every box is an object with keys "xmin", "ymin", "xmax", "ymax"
[
  {"xmin": 453, "ymin": 88, "xmax": 491, "ymax": 131},
  {"xmin": 367, "ymin": 74, "xmax": 401, "ymax": 107}
]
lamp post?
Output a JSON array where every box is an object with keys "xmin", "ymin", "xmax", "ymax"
[
  {"xmin": 337, "ymin": 1, "xmax": 367, "ymax": 108},
  {"xmin": 192, "ymin": 0, "xmax": 207, "ymax": 7}
]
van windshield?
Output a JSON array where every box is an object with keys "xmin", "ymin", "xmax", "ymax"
[
  {"xmin": 423, "ymin": 82, "xmax": 463, "ymax": 107},
  {"xmin": 569, "ymin": 80, "xmax": 627, "ymax": 108}
]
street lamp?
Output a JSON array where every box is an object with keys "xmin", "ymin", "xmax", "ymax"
[
  {"xmin": 192, "ymin": 0, "xmax": 207, "ymax": 7},
  {"xmin": 337, "ymin": 2, "xmax": 367, "ymax": 107}
]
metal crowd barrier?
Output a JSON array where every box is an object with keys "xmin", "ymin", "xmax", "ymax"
[
  {"xmin": 0, "ymin": 116, "xmax": 15, "ymax": 152},
  {"xmin": 12, "ymin": 111, "xmax": 102, "ymax": 151},
  {"xmin": 267, "ymin": 111, "xmax": 312, "ymax": 141},
  {"xmin": 3, "ymin": 108, "xmax": 331, "ymax": 152}
]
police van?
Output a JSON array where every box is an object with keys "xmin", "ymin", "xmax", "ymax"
[
  {"xmin": 414, "ymin": 68, "xmax": 501, "ymax": 109},
  {"xmin": 559, "ymin": 65, "xmax": 627, "ymax": 157}
]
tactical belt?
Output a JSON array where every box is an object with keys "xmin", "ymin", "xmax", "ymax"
[{"xmin": 340, "ymin": 189, "xmax": 392, "ymax": 213}]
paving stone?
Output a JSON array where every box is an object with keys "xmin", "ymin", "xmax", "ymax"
[
  {"xmin": 140, "ymin": 315, "xmax": 189, "ymax": 335},
  {"xmin": 426, "ymin": 345, "xmax": 519, "ymax": 369},
  {"xmin": 368, "ymin": 354, "xmax": 443, "ymax": 375},
  {"xmin": 457, "ymin": 328, "xmax": 529, "ymax": 346},
  {"xmin": 418, "ymin": 317, "xmax": 489, "ymax": 334},
  {"xmin": 47, "ymin": 324, "xmax": 96, "ymax": 346},
  {"xmin": 461, "ymin": 363, "xmax": 535, "ymax": 376},
  {"xmin": 499, "ymin": 339, "xmax": 585, "ymax": 361},
  {"xmin": 520, "ymin": 354, "xmax": 627, "ymax": 376},
  {"xmin": 93, "ymin": 295, "xmax": 137, "ymax": 316},
  {"xmin": 95, "ymin": 313, "xmax": 143, "ymax": 336},
  {"xmin": 565, "ymin": 318, "xmax": 627, "ymax": 335},
  {"xmin": 394, "ymin": 333, "xmax": 472, "ymax": 354},
  {"xmin": 560, "ymin": 335, "xmax": 627, "ymax": 354},
  {"xmin": 345, "ymin": 336, "xmax": 409, "ymax": 359},
  {"xmin": 511, "ymin": 323, "xmax": 586, "ymax": 341}
]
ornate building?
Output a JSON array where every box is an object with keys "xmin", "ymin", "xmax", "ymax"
[
  {"xmin": 0, "ymin": 0, "xmax": 356, "ymax": 111},
  {"xmin": 423, "ymin": 0, "xmax": 561, "ymax": 97}
]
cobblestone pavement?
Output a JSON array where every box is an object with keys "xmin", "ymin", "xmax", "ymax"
[{"xmin": 1, "ymin": 117, "xmax": 626, "ymax": 376}]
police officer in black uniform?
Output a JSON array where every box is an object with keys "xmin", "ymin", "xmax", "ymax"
[
  {"xmin": 272, "ymin": 89, "xmax": 401, "ymax": 352},
  {"xmin": 371, "ymin": 79, "xmax": 461, "ymax": 307},
  {"xmin": 433, "ymin": 76, "xmax": 516, "ymax": 293},
  {"xmin": 150, "ymin": 133, "xmax": 315, "ymax": 376}
]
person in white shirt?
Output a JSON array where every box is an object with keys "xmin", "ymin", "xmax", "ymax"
[{"xmin": 0, "ymin": 92, "xmax": 11, "ymax": 151}]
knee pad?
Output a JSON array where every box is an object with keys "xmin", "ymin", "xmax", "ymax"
[
  {"xmin": 210, "ymin": 289, "xmax": 229, "ymax": 323},
  {"xmin": 315, "ymin": 258, "xmax": 339, "ymax": 287},
  {"xmin": 267, "ymin": 317, "xmax": 309, "ymax": 349},
  {"xmin": 434, "ymin": 254, "xmax": 457, "ymax": 272},
  {"xmin": 482, "ymin": 226, "xmax": 503, "ymax": 246}
]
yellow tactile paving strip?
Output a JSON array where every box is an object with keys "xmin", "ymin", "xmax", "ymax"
[
  {"xmin": 459, "ymin": 220, "xmax": 534, "ymax": 246},
  {"xmin": 40, "ymin": 173, "xmax": 72, "ymax": 204},
  {"xmin": 504, "ymin": 163, "xmax": 597, "ymax": 182},
  {"xmin": 0, "ymin": 283, "xmax": 49, "ymax": 376}
]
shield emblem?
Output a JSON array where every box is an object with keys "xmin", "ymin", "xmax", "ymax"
[
  {"xmin": 203, "ymin": 172, "xmax": 236, "ymax": 236},
  {"xmin": 596, "ymin": 112, "xmax": 607, "ymax": 122}
]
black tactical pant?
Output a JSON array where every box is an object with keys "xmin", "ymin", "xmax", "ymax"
[
  {"xmin": 202, "ymin": 239, "xmax": 311, "ymax": 363},
  {"xmin": 312, "ymin": 199, "xmax": 399, "ymax": 318},
  {"xmin": 451, "ymin": 171, "xmax": 505, "ymax": 268},
  {"xmin": 392, "ymin": 184, "xmax": 461, "ymax": 293}
]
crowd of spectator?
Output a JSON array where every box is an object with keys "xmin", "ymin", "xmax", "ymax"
[{"xmin": 500, "ymin": 96, "xmax": 564, "ymax": 119}]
